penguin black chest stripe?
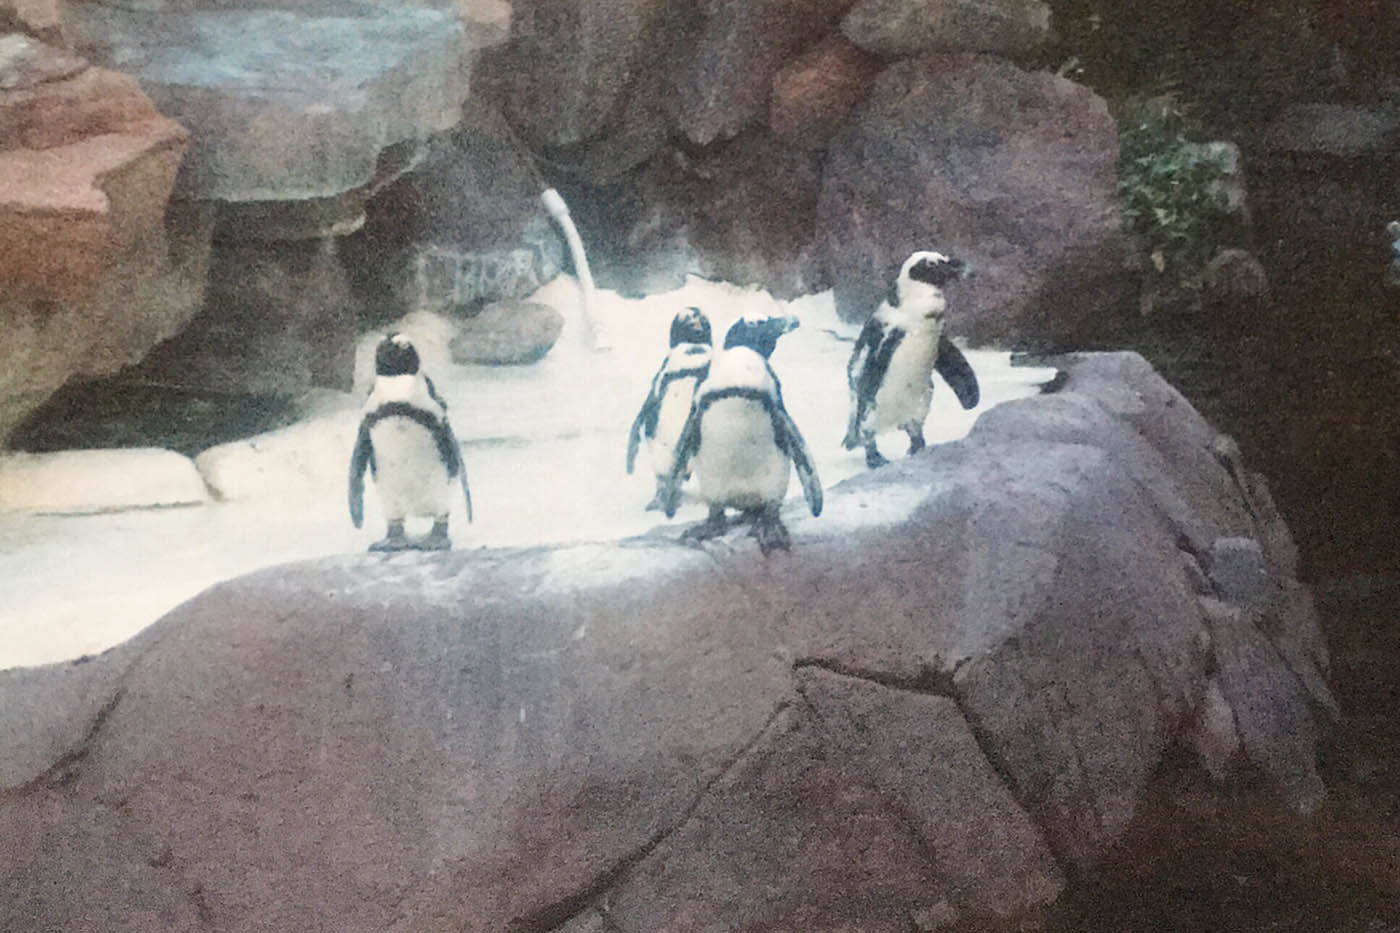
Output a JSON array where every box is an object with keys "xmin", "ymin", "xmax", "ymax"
[
  {"xmin": 693, "ymin": 386, "xmax": 808, "ymax": 465},
  {"xmin": 363, "ymin": 401, "xmax": 460, "ymax": 478},
  {"xmin": 646, "ymin": 365, "xmax": 710, "ymax": 435}
]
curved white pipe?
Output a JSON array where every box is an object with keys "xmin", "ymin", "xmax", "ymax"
[{"xmin": 541, "ymin": 188, "xmax": 610, "ymax": 350}]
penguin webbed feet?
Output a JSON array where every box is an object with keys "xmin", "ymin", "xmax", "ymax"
[
  {"xmin": 904, "ymin": 424, "xmax": 926, "ymax": 456},
  {"xmin": 745, "ymin": 505, "xmax": 791, "ymax": 554},
  {"xmin": 680, "ymin": 506, "xmax": 730, "ymax": 545},
  {"xmin": 418, "ymin": 518, "xmax": 452, "ymax": 551},
  {"xmin": 369, "ymin": 520, "xmax": 413, "ymax": 553},
  {"xmin": 368, "ymin": 518, "xmax": 452, "ymax": 552},
  {"xmin": 864, "ymin": 440, "xmax": 889, "ymax": 469}
]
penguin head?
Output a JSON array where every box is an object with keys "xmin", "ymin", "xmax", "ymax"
[
  {"xmin": 722, "ymin": 312, "xmax": 799, "ymax": 359},
  {"xmin": 669, "ymin": 307, "xmax": 713, "ymax": 347},
  {"xmin": 375, "ymin": 333, "xmax": 421, "ymax": 377},
  {"xmin": 889, "ymin": 251, "xmax": 969, "ymax": 315}
]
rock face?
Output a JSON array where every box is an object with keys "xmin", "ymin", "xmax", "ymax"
[
  {"xmin": 342, "ymin": 100, "xmax": 567, "ymax": 325},
  {"xmin": 816, "ymin": 53, "xmax": 1128, "ymax": 346},
  {"xmin": 0, "ymin": 353, "xmax": 1333, "ymax": 930},
  {"xmin": 841, "ymin": 0, "xmax": 1051, "ymax": 58},
  {"xmin": 0, "ymin": 35, "xmax": 209, "ymax": 444},
  {"xmin": 55, "ymin": 0, "xmax": 475, "ymax": 398},
  {"xmin": 565, "ymin": 130, "xmax": 826, "ymax": 298},
  {"xmin": 66, "ymin": 3, "xmax": 470, "ymax": 204},
  {"xmin": 136, "ymin": 238, "xmax": 356, "ymax": 394},
  {"xmin": 449, "ymin": 300, "xmax": 565, "ymax": 365},
  {"xmin": 669, "ymin": 0, "xmax": 854, "ymax": 146},
  {"xmin": 770, "ymin": 36, "xmax": 881, "ymax": 148},
  {"xmin": 484, "ymin": 0, "xmax": 670, "ymax": 149}
]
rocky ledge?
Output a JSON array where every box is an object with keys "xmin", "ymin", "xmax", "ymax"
[{"xmin": 0, "ymin": 352, "xmax": 1334, "ymax": 931}]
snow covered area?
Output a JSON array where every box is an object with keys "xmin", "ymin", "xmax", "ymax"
[{"xmin": 0, "ymin": 276, "xmax": 1057, "ymax": 669}]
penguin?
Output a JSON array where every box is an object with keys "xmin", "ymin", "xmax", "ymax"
[
  {"xmin": 842, "ymin": 250, "xmax": 981, "ymax": 469},
  {"xmin": 661, "ymin": 312, "xmax": 822, "ymax": 554},
  {"xmin": 626, "ymin": 307, "xmax": 713, "ymax": 510},
  {"xmin": 348, "ymin": 333, "xmax": 473, "ymax": 552}
]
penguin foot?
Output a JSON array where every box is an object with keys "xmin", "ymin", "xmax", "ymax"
[
  {"xmin": 864, "ymin": 442, "xmax": 889, "ymax": 469},
  {"xmin": 369, "ymin": 521, "xmax": 411, "ymax": 552},
  {"xmin": 750, "ymin": 512, "xmax": 791, "ymax": 555},
  {"xmin": 905, "ymin": 430, "xmax": 926, "ymax": 456},
  {"xmin": 417, "ymin": 521, "xmax": 452, "ymax": 551},
  {"xmin": 681, "ymin": 507, "xmax": 729, "ymax": 545}
]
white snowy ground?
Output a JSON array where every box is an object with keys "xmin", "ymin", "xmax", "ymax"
[{"xmin": 0, "ymin": 276, "xmax": 1058, "ymax": 669}]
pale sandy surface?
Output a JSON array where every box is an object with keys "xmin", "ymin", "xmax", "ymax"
[{"xmin": 0, "ymin": 276, "xmax": 1055, "ymax": 669}]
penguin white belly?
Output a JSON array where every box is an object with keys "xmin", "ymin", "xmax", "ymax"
[
  {"xmin": 694, "ymin": 398, "xmax": 790, "ymax": 508},
  {"xmin": 371, "ymin": 418, "xmax": 450, "ymax": 520},
  {"xmin": 648, "ymin": 376, "xmax": 699, "ymax": 479},
  {"xmin": 871, "ymin": 327, "xmax": 940, "ymax": 431}
]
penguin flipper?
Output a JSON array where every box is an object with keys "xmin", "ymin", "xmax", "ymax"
[
  {"xmin": 845, "ymin": 323, "xmax": 904, "ymax": 448},
  {"xmin": 436, "ymin": 416, "xmax": 473, "ymax": 523},
  {"xmin": 627, "ymin": 363, "xmax": 670, "ymax": 474},
  {"xmin": 626, "ymin": 400, "xmax": 651, "ymax": 475},
  {"xmin": 661, "ymin": 405, "xmax": 702, "ymax": 518},
  {"xmin": 934, "ymin": 336, "xmax": 980, "ymax": 409},
  {"xmin": 773, "ymin": 406, "xmax": 823, "ymax": 518},
  {"xmin": 348, "ymin": 419, "xmax": 373, "ymax": 529}
]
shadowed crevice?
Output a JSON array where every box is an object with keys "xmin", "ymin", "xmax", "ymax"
[{"xmin": 506, "ymin": 700, "xmax": 793, "ymax": 933}]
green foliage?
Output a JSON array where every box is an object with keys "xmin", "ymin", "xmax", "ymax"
[{"xmin": 1116, "ymin": 93, "xmax": 1228, "ymax": 308}]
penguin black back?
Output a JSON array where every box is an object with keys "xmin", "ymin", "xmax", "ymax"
[{"xmin": 722, "ymin": 313, "xmax": 799, "ymax": 358}]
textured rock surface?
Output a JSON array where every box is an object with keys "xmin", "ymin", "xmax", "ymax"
[
  {"xmin": 343, "ymin": 101, "xmax": 567, "ymax": 324},
  {"xmin": 0, "ymin": 38, "xmax": 208, "ymax": 444},
  {"xmin": 770, "ymin": 35, "xmax": 880, "ymax": 147},
  {"xmin": 0, "ymin": 353, "xmax": 1332, "ymax": 930},
  {"xmin": 841, "ymin": 0, "xmax": 1051, "ymax": 58},
  {"xmin": 569, "ymin": 131, "xmax": 826, "ymax": 298},
  {"xmin": 669, "ymin": 0, "xmax": 854, "ymax": 145},
  {"xmin": 482, "ymin": 0, "xmax": 670, "ymax": 149},
  {"xmin": 816, "ymin": 53, "xmax": 1128, "ymax": 345},
  {"xmin": 449, "ymin": 300, "xmax": 565, "ymax": 365},
  {"xmin": 1, "ymin": 0, "xmax": 64, "ymax": 43},
  {"xmin": 0, "ymin": 448, "xmax": 209, "ymax": 513},
  {"xmin": 134, "ymin": 237, "xmax": 355, "ymax": 395},
  {"xmin": 66, "ymin": 3, "xmax": 470, "ymax": 203}
]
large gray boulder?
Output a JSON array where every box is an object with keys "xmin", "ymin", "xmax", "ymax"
[
  {"xmin": 668, "ymin": 0, "xmax": 855, "ymax": 146},
  {"xmin": 0, "ymin": 353, "xmax": 1332, "ymax": 930},
  {"xmin": 341, "ymin": 99, "xmax": 567, "ymax": 324},
  {"xmin": 66, "ymin": 2, "xmax": 470, "ymax": 205},
  {"xmin": 57, "ymin": 0, "xmax": 474, "ymax": 397},
  {"xmin": 816, "ymin": 53, "xmax": 1129, "ymax": 347},
  {"xmin": 480, "ymin": 0, "xmax": 671, "ymax": 150}
]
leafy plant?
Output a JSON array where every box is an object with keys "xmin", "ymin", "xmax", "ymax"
[{"xmin": 1116, "ymin": 92, "xmax": 1234, "ymax": 312}]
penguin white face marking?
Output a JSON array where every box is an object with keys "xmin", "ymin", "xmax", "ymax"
[{"xmin": 892, "ymin": 250, "xmax": 968, "ymax": 317}]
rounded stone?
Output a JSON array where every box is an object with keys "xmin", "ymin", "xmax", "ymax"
[{"xmin": 449, "ymin": 300, "xmax": 565, "ymax": 366}]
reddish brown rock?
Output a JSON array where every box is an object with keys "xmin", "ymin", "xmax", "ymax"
[
  {"xmin": 1, "ymin": 0, "xmax": 66, "ymax": 44},
  {"xmin": 770, "ymin": 36, "xmax": 880, "ymax": 147},
  {"xmin": 0, "ymin": 39, "xmax": 209, "ymax": 443}
]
